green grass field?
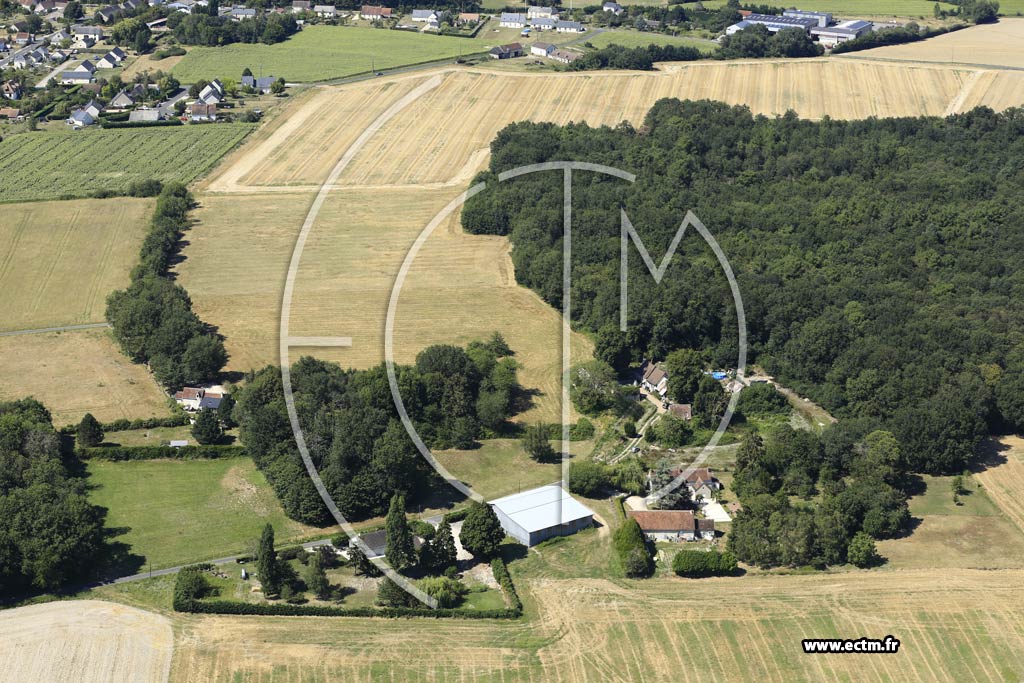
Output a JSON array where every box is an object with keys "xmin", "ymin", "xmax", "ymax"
[
  {"xmin": 0, "ymin": 125, "xmax": 254, "ymax": 202},
  {"xmin": 172, "ymin": 26, "xmax": 479, "ymax": 83},
  {"xmin": 86, "ymin": 457, "xmax": 328, "ymax": 570},
  {"xmin": 586, "ymin": 29, "xmax": 719, "ymax": 52}
]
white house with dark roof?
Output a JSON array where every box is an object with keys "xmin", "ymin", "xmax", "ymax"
[
  {"xmin": 241, "ymin": 74, "xmax": 276, "ymax": 92},
  {"xmin": 640, "ymin": 360, "xmax": 668, "ymax": 395},
  {"xmin": 60, "ymin": 69, "xmax": 95, "ymax": 84},
  {"xmin": 491, "ymin": 485, "xmax": 594, "ymax": 546},
  {"xmin": 555, "ymin": 20, "xmax": 584, "ymax": 32},
  {"xmin": 110, "ymin": 88, "xmax": 137, "ymax": 108},
  {"xmin": 529, "ymin": 17, "xmax": 555, "ymax": 30},
  {"xmin": 527, "ymin": 5, "xmax": 556, "ymax": 18},
  {"xmin": 128, "ymin": 108, "xmax": 162, "ymax": 122},
  {"xmin": 603, "ymin": 1, "xmax": 623, "ymax": 15},
  {"xmin": 499, "ymin": 12, "xmax": 527, "ymax": 27}
]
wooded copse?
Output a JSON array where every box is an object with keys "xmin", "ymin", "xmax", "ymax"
[
  {"xmin": 232, "ymin": 336, "xmax": 522, "ymax": 525},
  {"xmin": 461, "ymin": 101, "xmax": 1024, "ymax": 477},
  {"xmin": 0, "ymin": 399, "xmax": 108, "ymax": 595},
  {"xmin": 105, "ymin": 183, "xmax": 228, "ymax": 390}
]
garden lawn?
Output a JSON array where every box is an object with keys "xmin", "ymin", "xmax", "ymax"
[
  {"xmin": 86, "ymin": 457, "xmax": 329, "ymax": 570},
  {"xmin": 172, "ymin": 25, "xmax": 478, "ymax": 83},
  {"xmin": 0, "ymin": 125, "xmax": 254, "ymax": 202}
]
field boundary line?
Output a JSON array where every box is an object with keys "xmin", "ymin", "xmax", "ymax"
[{"xmin": 0, "ymin": 322, "xmax": 111, "ymax": 337}]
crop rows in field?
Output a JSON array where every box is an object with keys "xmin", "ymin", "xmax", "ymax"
[{"xmin": 0, "ymin": 124, "xmax": 254, "ymax": 202}]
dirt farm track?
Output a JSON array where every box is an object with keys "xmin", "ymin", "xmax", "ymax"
[{"xmin": 0, "ymin": 600, "xmax": 173, "ymax": 683}]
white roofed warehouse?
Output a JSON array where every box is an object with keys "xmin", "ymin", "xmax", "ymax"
[{"xmin": 491, "ymin": 485, "xmax": 595, "ymax": 546}]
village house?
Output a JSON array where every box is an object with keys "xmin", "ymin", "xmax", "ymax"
[
  {"xmin": 359, "ymin": 4, "xmax": 391, "ymax": 20},
  {"xmin": 66, "ymin": 99, "xmax": 101, "ymax": 127},
  {"xmin": 196, "ymin": 79, "xmax": 225, "ymax": 104},
  {"xmin": 530, "ymin": 41, "xmax": 554, "ymax": 57},
  {"xmin": 74, "ymin": 34, "xmax": 97, "ymax": 48},
  {"xmin": 173, "ymin": 387, "xmax": 226, "ymax": 410},
  {"xmin": 549, "ymin": 48, "xmax": 580, "ymax": 64},
  {"xmin": 96, "ymin": 5, "xmax": 121, "ymax": 22},
  {"xmin": 78, "ymin": 58, "xmax": 97, "ymax": 73},
  {"xmin": 529, "ymin": 17, "xmax": 555, "ymax": 30},
  {"xmin": 0, "ymin": 107, "xmax": 22, "ymax": 120},
  {"xmin": 291, "ymin": 0, "xmax": 310, "ymax": 11},
  {"xmin": 603, "ymin": 1, "xmax": 624, "ymax": 15},
  {"xmin": 640, "ymin": 360, "xmax": 669, "ymax": 395},
  {"xmin": 190, "ymin": 102, "xmax": 217, "ymax": 121},
  {"xmin": 313, "ymin": 4, "xmax": 335, "ymax": 17},
  {"xmin": 128, "ymin": 108, "xmax": 162, "ymax": 122},
  {"xmin": 14, "ymin": 32, "xmax": 34, "ymax": 45},
  {"xmin": 488, "ymin": 42, "xmax": 523, "ymax": 59},
  {"xmin": 457, "ymin": 12, "xmax": 479, "ymax": 24},
  {"xmin": 668, "ymin": 403, "xmax": 692, "ymax": 421},
  {"xmin": 71, "ymin": 24, "xmax": 104, "ymax": 39},
  {"xmin": 241, "ymin": 74, "xmax": 276, "ymax": 93},
  {"xmin": 2, "ymin": 80, "xmax": 24, "ymax": 100},
  {"xmin": 499, "ymin": 12, "xmax": 527, "ymax": 27},
  {"xmin": 527, "ymin": 5, "xmax": 557, "ymax": 19},
  {"xmin": 627, "ymin": 510, "xmax": 716, "ymax": 541},
  {"xmin": 60, "ymin": 69, "xmax": 95, "ymax": 84},
  {"xmin": 110, "ymin": 88, "xmax": 138, "ymax": 108},
  {"xmin": 411, "ymin": 8, "xmax": 440, "ymax": 22},
  {"xmin": 94, "ymin": 50, "xmax": 123, "ymax": 69},
  {"xmin": 555, "ymin": 20, "xmax": 585, "ymax": 32},
  {"xmin": 230, "ymin": 5, "xmax": 256, "ymax": 19}
]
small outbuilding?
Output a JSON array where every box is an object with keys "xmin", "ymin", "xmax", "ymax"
[{"xmin": 490, "ymin": 485, "xmax": 594, "ymax": 546}]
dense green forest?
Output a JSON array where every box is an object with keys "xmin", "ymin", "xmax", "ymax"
[
  {"xmin": 461, "ymin": 101, "xmax": 1024, "ymax": 476},
  {"xmin": 0, "ymin": 400, "xmax": 108, "ymax": 596},
  {"xmin": 233, "ymin": 336, "xmax": 521, "ymax": 524}
]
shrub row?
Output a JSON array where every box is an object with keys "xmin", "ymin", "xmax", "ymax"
[
  {"xmin": 77, "ymin": 445, "xmax": 245, "ymax": 461},
  {"xmin": 672, "ymin": 549, "xmax": 738, "ymax": 577},
  {"xmin": 177, "ymin": 598, "xmax": 520, "ymax": 619},
  {"xmin": 100, "ymin": 119, "xmax": 184, "ymax": 129},
  {"xmin": 60, "ymin": 412, "xmax": 189, "ymax": 435},
  {"xmin": 490, "ymin": 557, "xmax": 523, "ymax": 614},
  {"xmin": 442, "ymin": 507, "xmax": 470, "ymax": 523}
]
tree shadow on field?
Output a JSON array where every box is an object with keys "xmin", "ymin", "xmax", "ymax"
[{"xmin": 968, "ymin": 437, "xmax": 1010, "ymax": 475}]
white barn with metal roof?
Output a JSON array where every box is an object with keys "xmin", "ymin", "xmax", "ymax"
[{"xmin": 490, "ymin": 485, "xmax": 594, "ymax": 546}]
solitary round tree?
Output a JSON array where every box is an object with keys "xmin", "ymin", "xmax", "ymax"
[
  {"xmin": 191, "ymin": 408, "xmax": 222, "ymax": 445},
  {"xmin": 76, "ymin": 413, "xmax": 104, "ymax": 448},
  {"xmin": 522, "ymin": 423, "xmax": 555, "ymax": 462},
  {"xmin": 847, "ymin": 531, "xmax": 881, "ymax": 568},
  {"xmin": 459, "ymin": 502, "xmax": 505, "ymax": 559}
]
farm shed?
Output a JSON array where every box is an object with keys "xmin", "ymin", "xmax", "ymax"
[{"xmin": 490, "ymin": 485, "xmax": 594, "ymax": 546}]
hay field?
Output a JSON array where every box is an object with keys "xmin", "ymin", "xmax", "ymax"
[
  {"xmin": 0, "ymin": 600, "xmax": 172, "ymax": 683},
  {"xmin": 168, "ymin": 569, "xmax": 1024, "ymax": 682},
  {"xmin": 0, "ymin": 329, "xmax": 169, "ymax": 425},
  {"xmin": 975, "ymin": 436, "xmax": 1024, "ymax": 536},
  {"xmin": 0, "ymin": 198, "xmax": 153, "ymax": 332},
  {"xmin": 222, "ymin": 62, "xmax": 972, "ymax": 189},
  {"xmin": 178, "ymin": 188, "xmax": 590, "ymax": 423},
  {"xmin": 848, "ymin": 19, "xmax": 1024, "ymax": 69}
]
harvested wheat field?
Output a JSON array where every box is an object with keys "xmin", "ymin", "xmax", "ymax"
[
  {"xmin": 0, "ymin": 600, "xmax": 173, "ymax": 683},
  {"xmin": 206, "ymin": 61, "xmax": 983, "ymax": 190},
  {"xmin": 178, "ymin": 188, "xmax": 590, "ymax": 423},
  {"xmin": 169, "ymin": 569, "xmax": 1024, "ymax": 682},
  {"xmin": 975, "ymin": 436, "xmax": 1024, "ymax": 536},
  {"xmin": 848, "ymin": 19, "xmax": 1024, "ymax": 69},
  {"xmin": 0, "ymin": 197, "xmax": 153, "ymax": 332},
  {"xmin": 0, "ymin": 329, "xmax": 169, "ymax": 425}
]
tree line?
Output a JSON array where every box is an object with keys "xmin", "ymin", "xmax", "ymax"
[
  {"xmin": 462, "ymin": 101, "xmax": 1024, "ymax": 475},
  {"xmin": 571, "ymin": 25, "xmax": 823, "ymax": 72},
  {"xmin": 232, "ymin": 335, "xmax": 522, "ymax": 525},
  {"xmin": 105, "ymin": 183, "xmax": 228, "ymax": 390}
]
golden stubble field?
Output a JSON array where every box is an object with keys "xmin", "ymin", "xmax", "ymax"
[
  {"xmin": 166, "ymin": 569, "xmax": 1024, "ymax": 682},
  {"xmin": 0, "ymin": 197, "xmax": 154, "ymax": 332},
  {"xmin": 0, "ymin": 329, "xmax": 170, "ymax": 425},
  {"xmin": 0, "ymin": 600, "xmax": 173, "ymax": 683}
]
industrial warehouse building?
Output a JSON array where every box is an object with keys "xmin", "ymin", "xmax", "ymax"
[
  {"xmin": 726, "ymin": 13, "xmax": 818, "ymax": 35},
  {"xmin": 490, "ymin": 485, "xmax": 595, "ymax": 546}
]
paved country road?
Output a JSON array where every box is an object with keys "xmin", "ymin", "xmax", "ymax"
[{"xmin": 0, "ymin": 322, "xmax": 111, "ymax": 337}]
